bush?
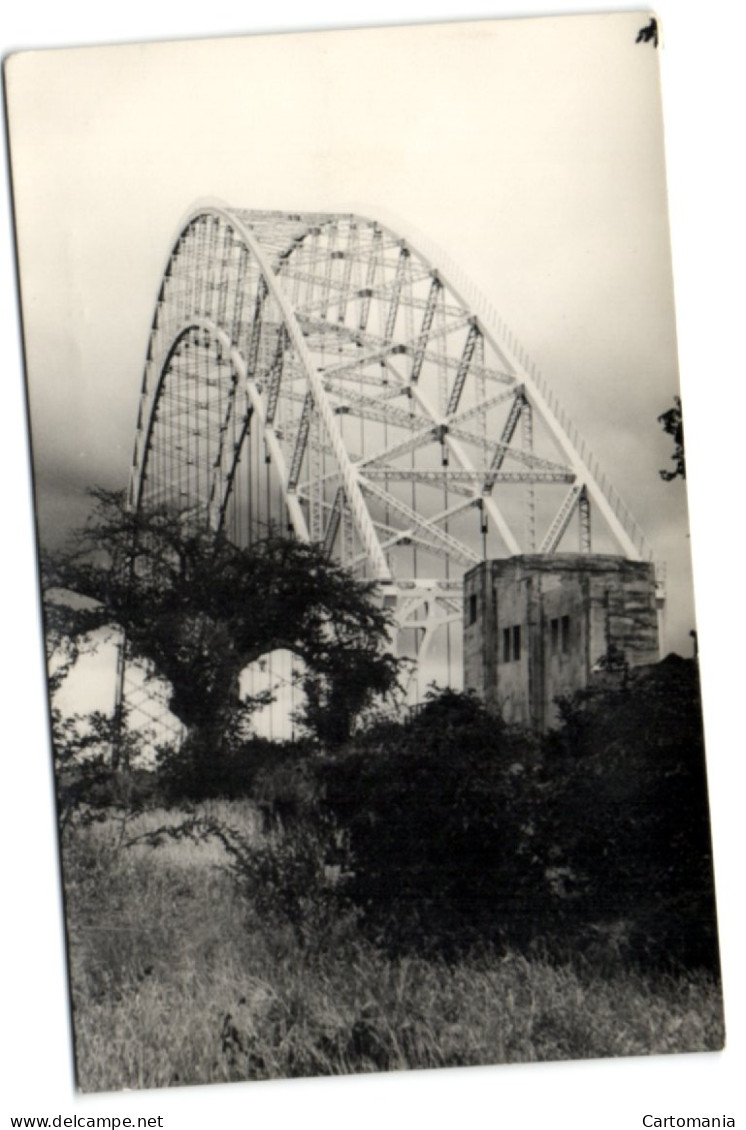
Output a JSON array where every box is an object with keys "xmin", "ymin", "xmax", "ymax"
[
  {"xmin": 221, "ymin": 821, "xmax": 355, "ymax": 952},
  {"xmin": 316, "ymin": 669, "xmax": 720, "ymax": 974},
  {"xmin": 317, "ymin": 689, "xmax": 546, "ymax": 955},
  {"xmin": 156, "ymin": 734, "xmax": 316, "ymax": 806},
  {"xmin": 541, "ymin": 655, "xmax": 720, "ymax": 972},
  {"xmin": 52, "ymin": 706, "xmax": 161, "ymax": 833}
]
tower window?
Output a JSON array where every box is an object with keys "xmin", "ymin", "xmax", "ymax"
[
  {"xmin": 502, "ymin": 625, "xmax": 522, "ymax": 662},
  {"xmin": 550, "ymin": 618, "xmax": 559, "ymax": 654},
  {"xmin": 561, "ymin": 615, "xmax": 571, "ymax": 653},
  {"xmin": 468, "ymin": 593, "xmax": 478, "ymax": 625}
]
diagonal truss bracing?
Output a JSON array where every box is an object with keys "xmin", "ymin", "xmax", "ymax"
[{"xmin": 129, "ymin": 202, "xmax": 659, "ymax": 709}]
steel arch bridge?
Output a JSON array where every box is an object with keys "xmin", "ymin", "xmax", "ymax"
[{"xmin": 126, "ymin": 201, "xmax": 657, "ymax": 728}]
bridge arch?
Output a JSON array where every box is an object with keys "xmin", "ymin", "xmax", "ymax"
[{"xmin": 129, "ymin": 202, "xmax": 658, "ymax": 716}]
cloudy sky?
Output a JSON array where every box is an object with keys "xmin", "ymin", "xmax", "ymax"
[{"xmin": 6, "ymin": 11, "xmax": 695, "ymax": 653}]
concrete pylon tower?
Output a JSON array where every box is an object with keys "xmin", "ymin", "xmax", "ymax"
[{"xmin": 464, "ymin": 554, "xmax": 660, "ymax": 731}]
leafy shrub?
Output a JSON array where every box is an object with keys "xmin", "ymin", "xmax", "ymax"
[
  {"xmin": 316, "ymin": 670, "xmax": 719, "ymax": 973},
  {"xmin": 125, "ymin": 811, "xmax": 353, "ymax": 953},
  {"xmin": 156, "ymin": 734, "xmax": 316, "ymax": 806},
  {"xmin": 317, "ymin": 689, "xmax": 546, "ymax": 955},
  {"xmin": 52, "ymin": 706, "xmax": 160, "ymax": 832},
  {"xmin": 222, "ymin": 822, "xmax": 355, "ymax": 952},
  {"xmin": 541, "ymin": 655, "xmax": 720, "ymax": 972}
]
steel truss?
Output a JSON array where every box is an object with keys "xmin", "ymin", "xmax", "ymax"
[{"xmin": 128, "ymin": 203, "xmax": 658, "ymax": 714}]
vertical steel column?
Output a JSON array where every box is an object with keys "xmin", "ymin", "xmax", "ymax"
[
  {"xmin": 522, "ymin": 399, "xmax": 536, "ymax": 552},
  {"xmin": 578, "ymin": 485, "xmax": 591, "ymax": 553}
]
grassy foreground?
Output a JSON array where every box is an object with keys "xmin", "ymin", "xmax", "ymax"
[{"xmin": 61, "ymin": 802, "xmax": 724, "ymax": 1093}]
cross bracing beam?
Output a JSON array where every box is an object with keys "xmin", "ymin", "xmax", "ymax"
[
  {"xmin": 405, "ymin": 380, "xmax": 521, "ymax": 554},
  {"xmin": 396, "ymin": 577, "xmax": 464, "ymax": 593},
  {"xmin": 446, "ymin": 320, "xmax": 481, "ymax": 416},
  {"xmin": 363, "ymin": 467, "xmax": 575, "ymax": 486},
  {"xmin": 317, "ymin": 372, "xmax": 555, "ymax": 470},
  {"xmin": 483, "ymin": 388, "xmax": 526, "ymax": 492},
  {"xmin": 383, "ymin": 245, "xmax": 410, "ymax": 344},
  {"xmin": 322, "ymin": 487, "xmax": 345, "ymax": 558},
  {"xmin": 358, "ymin": 423, "xmax": 447, "ymax": 468},
  {"xmin": 364, "ymin": 465, "xmax": 475, "ymax": 501},
  {"xmin": 285, "ymin": 261, "xmax": 433, "ymax": 315},
  {"xmin": 539, "ymin": 484, "xmax": 586, "ymax": 553},
  {"xmin": 263, "ymin": 325, "xmax": 288, "ymax": 424},
  {"xmin": 321, "ymin": 386, "xmax": 556, "ymax": 477},
  {"xmin": 404, "ymin": 495, "xmax": 479, "ymax": 528},
  {"xmin": 445, "ymin": 425, "xmax": 569, "ymax": 474},
  {"xmin": 316, "ymin": 312, "xmax": 473, "ymax": 383},
  {"xmin": 324, "ymin": 379, "xmax": 419, "ymax": 410},
  {"xmin": 358, "ymin": 226, "xmax": 382, "ymax": 331},
  {"xmin": 373, "ymin": 527, "xmax": 469, "ymax": 566},
  {"xmin": 421, "ymin": 353, "xmax": 515, "ymax": 387},
  {"xmin": 318, "ymin": 343, "xmax": 410, "ymax": 381},
  {"xmin": 287, "ymin": 392, "xmax": 315, "ymax": 491},
  {"xmin": 372, "ymin": 494, "xmax": 479, "ymax": 546},
  {"xmin": 362, "ymin": 479, "xmax": 481, "ymax": 566},
  {"xmin": 326, "ymin": 397, "xmax": 428, "ymax": 431},
  {"xmin": 410, "ymin": 274, "xmax": 442, "ymax": 385},
  {"xmin": 371, "ymin": 496, "xmax": 481, "ymax": 563}
]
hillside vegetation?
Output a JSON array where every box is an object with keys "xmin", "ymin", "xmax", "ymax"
[{"xmin": 58, "ymin": 658, "xmax": 724, "ymax": 1091}]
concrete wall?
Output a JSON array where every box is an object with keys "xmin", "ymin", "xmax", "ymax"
[{"xmin": 464, "ymin": 554, "xmax": 660, "ymax": 730}]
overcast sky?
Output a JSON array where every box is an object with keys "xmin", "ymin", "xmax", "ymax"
[{"xmin": 6, "ymin": 11, "xmax": 698, "ymax": 654}]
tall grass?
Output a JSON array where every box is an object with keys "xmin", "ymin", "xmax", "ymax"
[{"xmin": 61, "ymin": 804, "xmax": 724, "ymax": 1093}]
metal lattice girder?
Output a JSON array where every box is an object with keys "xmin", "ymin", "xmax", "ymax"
[
  {"xmin": 411, "ymin": 274, "xmax": 442, "ymax": 384},
  {"xmin": 384, "ymin": 245, "xmax": 409, "ymax": 344},
  {"xmin": 363, "ymin": 468, "xmax": 575, "ymax": 485},
  {"xmin": 539, "ymin": 484, "xmax": 586, "ymax": 553},
  {"xmin": 358, "ymin": 226, "xmax": 382, "ymax": 331},
  {"xmin": 128, "ymin": 202, "xmax": 657, "ymax": 713},
  {"xmin": 323, "ymin": 486, "xmax": 344, "ymax": 558},
  {"xmin": 446, "ymin": 319, "xmax": 481, "ymax": 416},
  {"xmin": 484, "ymin": 387, "xmax": 526, "ymax": 491},
  {"xmin": 371, "ymin": 495, "xmax": 481, "ymax": 563},
  {"xmin": 263, "ymin": 325, "xmax": 288, "ymax": 424},
  {"xmin": 288, "ymin": 392, "xmax": 314, "ymax": 490},
  {"xmin": 362, "ymin": 478, "xmax": 481, "ymax": 567},
  {"xmin": 323, "ymin": 384, "xmax": 430, "ymax": 429}
]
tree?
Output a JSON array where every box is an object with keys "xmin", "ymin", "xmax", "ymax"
[
  {"xmin": 658, "ymin": 395, "xmax": 685, "ymax": 480},
  {"xmin": 635, "ymin": 17, "xmax": 658, "ymax": 48},
  {"xmin": 43, "ymin": 490, "xmax": 402, "ymax": 771}
]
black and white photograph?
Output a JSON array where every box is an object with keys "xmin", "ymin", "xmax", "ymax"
[{"xmin": 2, "ymin": 1, "xmax": 742, "ymax": 1125}]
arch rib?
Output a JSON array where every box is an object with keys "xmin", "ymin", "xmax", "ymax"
[{"xmin": 215, "ymin": 208, "xmax": 394, "ymax": 582}]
